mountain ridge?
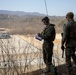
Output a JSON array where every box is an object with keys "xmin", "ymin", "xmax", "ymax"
[
  {"xmin": 0, "ymin": 10, "xmax": 76, "ymax": 18},
  {"xmin": 0, "ymin": 10, "xmax": 45, "ymax": 16}
]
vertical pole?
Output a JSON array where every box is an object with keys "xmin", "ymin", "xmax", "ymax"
[{"xmin": 44, "ymin": 0, "xmax": 48, "ymax": 16}]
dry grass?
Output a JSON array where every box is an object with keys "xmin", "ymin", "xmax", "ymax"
[{"xmin": 19, "ymin": 33, "xmax": 62, "ymax": 48}]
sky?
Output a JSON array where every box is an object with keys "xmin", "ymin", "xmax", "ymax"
[{"xmin": 0, "ymin": 0, "xmax": 76, "ymax": 16}]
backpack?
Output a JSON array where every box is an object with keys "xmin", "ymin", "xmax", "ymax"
[
  {"xmin": 51, "ymin": 24, "xmax": 56, "ymax": 41},
  {"xmin": 68, "ymin": 21, "xmax": 76, "ymax": 39}
]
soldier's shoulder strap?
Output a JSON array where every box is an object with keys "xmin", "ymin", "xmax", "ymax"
[{"xmin": 50, "ymin": 24, "xmax": 55, "ymax": 26}]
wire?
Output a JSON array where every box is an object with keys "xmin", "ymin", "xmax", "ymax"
[{"xmin": 44, "ymin": 0, "xmax": 48, "ymax": 16}]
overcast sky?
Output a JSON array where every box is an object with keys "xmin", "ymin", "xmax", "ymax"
[{"xmin": 0, "ymin": 0, "xmax": 76, "ymax": 16}]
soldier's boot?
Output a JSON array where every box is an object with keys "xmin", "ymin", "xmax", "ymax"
[
  {"xmin": 68, "ymin": 67, "xmax": 73, "ymax": 75},
  {"xmin": 73, "ymin": 63, "xmax": 76, "ymax": 68},
  {"xmin": 50, "ymin": 64, "xmax": 58, "ymax": 75},
  {"xmin": 43, "ymin": 65, "xmax": 50, "ymax": 73}
]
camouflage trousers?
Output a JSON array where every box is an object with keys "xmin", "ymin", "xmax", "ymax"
[
  {"xmin": 42, "ymin": 41, "xmax": 54, "ymax": 66},
  {"xmin": 65, "ymin": 47, "xmax": 76, "ymax": 72}
]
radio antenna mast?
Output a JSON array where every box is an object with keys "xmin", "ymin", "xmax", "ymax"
[{"xmin": 44, "ymin": 0, "xmax": 48, "ymax": 16}]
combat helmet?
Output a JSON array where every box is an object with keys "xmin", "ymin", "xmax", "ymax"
[{"xmin": 66, "ymin": 12, "xmax": 74, "ymax": 19}]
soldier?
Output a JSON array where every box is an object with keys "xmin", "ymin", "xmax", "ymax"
[
  {"xmin": 61, "ymin": 12, "xmax": 76, "ymax": 75},
  {"xmin": 37, "ymin": 17, "xmax": 56, "ymax": 73}
]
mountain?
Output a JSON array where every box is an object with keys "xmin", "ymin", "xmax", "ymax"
[{"xmin": 0, "ymin": 10, "xmax": 45, "ymax": 16}]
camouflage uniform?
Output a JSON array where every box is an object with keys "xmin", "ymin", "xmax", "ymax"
[
  {"xmin": 62, "ymin": 20, "xmax": 76, "ymax": 73},
  {"xmin": 39, "ymin": 24, "xmax": 56, "ymax": 70}
]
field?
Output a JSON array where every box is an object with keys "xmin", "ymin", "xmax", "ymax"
[{"xmin": 20, "ymin": 34, "xmax": 76, "ymax": 75}]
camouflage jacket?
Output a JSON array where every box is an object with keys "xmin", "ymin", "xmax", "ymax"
[
  {"xmin": 39, "ymin": 24, "xmax": 56, "ymax": 43},
  {"xmin": 62, "ymin": 20, "xmax": 76, "ymax": 47}
]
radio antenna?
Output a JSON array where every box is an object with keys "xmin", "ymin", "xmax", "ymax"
[{"xmin": 44, "ymin": 0, "xmax": 48, "ymax": 16}]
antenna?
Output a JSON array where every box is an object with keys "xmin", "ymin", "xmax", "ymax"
[{"xmin": 44, "ymin": 0, "xmax": 48, "ymax": 16}]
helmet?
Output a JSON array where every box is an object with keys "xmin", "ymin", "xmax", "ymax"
[
  {"xmin": 66, "ymin": 12, "xmax": 74, "ymax": 19},
  {"xmin": 42, "ymin": 16, "xmax": 49, "ymax": 22}
]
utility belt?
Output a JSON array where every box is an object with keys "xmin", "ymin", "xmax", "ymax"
[{"xmin": 44, "ymin": 40, "xmax": 53, "ymax": 43}]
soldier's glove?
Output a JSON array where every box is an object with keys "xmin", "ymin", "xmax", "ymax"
[
  {"xmin": 35, "ymin": 34, "xmax": 42, "ymax": 41},
  {"xmin": 61, "ymin": 45, "xmax": 64, "ymax": 51},
  {"xmin": 38, "ymin": 33, "xmax": 41, "ymax": 37}
]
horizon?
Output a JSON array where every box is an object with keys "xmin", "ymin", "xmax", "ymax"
[
  {"xmin": 0, "ymin": 9, "xmax": 65, "ymax": 16},
  {"xmin": 0, "ymin": 10, "xmax": 76, "ymax": 18}
]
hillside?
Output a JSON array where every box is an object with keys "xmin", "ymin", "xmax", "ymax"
[{"xmin": 0, "ymin": 10, "xmax": 76, "ymax": 34}]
